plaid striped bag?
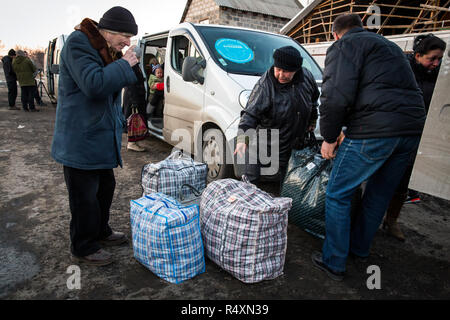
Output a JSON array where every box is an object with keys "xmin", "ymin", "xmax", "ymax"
[
  {"xmin": 141, "ymin": 151, "xmax": 208, "ymax": 201},
  {"xmin": 200, "ymin": 178, "xmax": 292, "ymax": 283},
  {"xmin": 130, "ymin": 193, "xmax": 205, "ymax": 284}
]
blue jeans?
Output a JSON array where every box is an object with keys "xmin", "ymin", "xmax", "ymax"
[{"xmin": 322, "ymin": 136, "xmax": 421, "ymax": 272}]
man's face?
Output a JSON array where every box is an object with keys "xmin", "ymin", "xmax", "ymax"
[
  {"xmin": 274, "ymin": 67, "xmax": 297, "ymax": 84},
  {"xmin": 104, "ymin": 31, "xmax": 132, "ymax": 52}
]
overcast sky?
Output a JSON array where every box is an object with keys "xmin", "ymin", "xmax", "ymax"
[{"xmin": 0, "ymin": 0, "xmax": 187, "ymax": 55}]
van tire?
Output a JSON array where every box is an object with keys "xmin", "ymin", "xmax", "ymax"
[{"xmin": 202, "ymin": 128, "xmax": 233, "ymax": 183}]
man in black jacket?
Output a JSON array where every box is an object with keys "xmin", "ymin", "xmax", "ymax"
[
  {"xmin": 311, "ymin": 14, "xmax": 426, "ymax": 281},
  {"xmin": 235, "ymin": 46, "xmax": 319, "ymax": 186},
  {"xmin": 1, "ymin": 49, "xmax": 20, "ymax": 110}
]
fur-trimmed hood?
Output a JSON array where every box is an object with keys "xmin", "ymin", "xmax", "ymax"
[{"xmin": 75, "ymin": 18, "xmax": 122, "ymax": 66}]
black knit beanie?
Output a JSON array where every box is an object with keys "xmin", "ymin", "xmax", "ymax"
[
  {"xmin": 273, "ymin": 46, "xmax": 303, "ymax": 71},
  {"xmin": 8, "ymin": 49, "xmax": 16, "ymax": 56},
  {"xmin": 98, "ymin": 6, "xmax": 138, "ymax": 36}
]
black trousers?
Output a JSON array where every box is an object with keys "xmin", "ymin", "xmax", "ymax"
[
  {"xmin": 63, "ymin": 166, "xmax": 115, "ymax": 257},
  {"xmin": 33, "ymin": 81, "xmax": 42, "ymax": 104},
  {"xmin": 20, "ymin": 86, "xmax": 36, "ymax": 110},
  {"xmin": 7, "ymin": 81, "xmax": 17, "ymax": 107}
]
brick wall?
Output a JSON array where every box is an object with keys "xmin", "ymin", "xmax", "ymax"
[
  {"xmin": 219, "ymin": 8, "xmax": 289, "ymax": 34},
  {"xmin": 182, "ymin": 0, "xmax": 289, "ymax": 34},
  {"xmin": 183, "ymin": 0, "xmax": 220, "ymax": 24}
]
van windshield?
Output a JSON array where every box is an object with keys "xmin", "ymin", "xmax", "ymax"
[{"xmin": 196, "ymin": 26, "xmax": 322, "ymax": 80}]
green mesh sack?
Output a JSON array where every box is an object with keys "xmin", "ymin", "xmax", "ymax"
[{"xmin": 281, "ymin": 147, "xmax": 332, "ymax": 239}]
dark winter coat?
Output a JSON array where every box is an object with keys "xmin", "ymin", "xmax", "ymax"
[
  {"xmin": 1, "ymin": 55, "xmax": 17, "ymax": 82},
  {"xmin": 123, "ymin": 64, "xmax": 146, "ymax": 109},
  {"xmin": 123, "ymin": 64, "xmax": 147, "ymax": 120},
  {"xmin": 51, "ymin": 18, "xmax": 137, "ymax": 170},
  {"xmin": 12, "ymin": 56, "xmax": 36, "ymax": 86},
  {"xmin": 319, "ymin": 27, "xmax": 426, "ymax": 143},
  {"xmin": 238, "ymin": 66, "xmax": 320, "ymax": 166},
  {"xmin": 407, "ymin": 53, "xmax": 440, "ymax": 112}
]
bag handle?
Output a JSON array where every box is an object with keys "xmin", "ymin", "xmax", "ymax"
[
  {"xmin": 304, "ymin": 131, "xmax": 320, "ymax": 149},
  {"xmin": 179, "ymin": 184, "xmax": 202, "ymax": 201},
  {"xmin": 167, "ymin": 150, "xmax": 190, "ymax": 160},
  {"xmin": 241, "ymin": 175, "xmax": 251, "ymax": 184},
  {"xmin": 166, "ymin": 150, "xmax": 198, "ymax": 180}
]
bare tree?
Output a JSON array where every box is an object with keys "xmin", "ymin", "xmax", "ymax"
[
  {"xmin": 13, "ymin": 45, "xmax": 45, "ymax": 69},
  {"xmin": 0, "ymin": 40, "xmax": 6, "ymax": 56}
]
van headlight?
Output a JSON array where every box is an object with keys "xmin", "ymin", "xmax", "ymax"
[{"xmin": 239, "ymin": 90, "xmax": 252, "ymax": 109}]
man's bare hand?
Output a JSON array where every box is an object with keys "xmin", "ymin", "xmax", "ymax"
[
  {"xmin": 337, "ymin": 131, "xmax": 345, "ymax": 146},
  {"xmin": 321, "ymin": 141, "xmax": 338, "ymax": 160},
  {"xmin": 122, "ymin": 45, "xmax": 138, "ymax": 67},
  {"xmin": 234, "ymin": 142, "xmax": 247, "ymax": 158}
]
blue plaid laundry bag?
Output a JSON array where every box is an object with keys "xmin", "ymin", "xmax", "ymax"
[
  {"xmin": 130, "ymin": 193, "xmax": 205, "ymax": 284},
  {"xmin": 141, "ymin": 151, "xmax": 208, "ymax": 202},
  {"xmin": 200, "ymin": 177, "xmax": 292, "ymax": 283}
]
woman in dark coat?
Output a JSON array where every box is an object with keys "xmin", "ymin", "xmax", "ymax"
[
  {"xmin": 123, "ymin": 48, "xmax": 147, "ymax": 152},
  {"xmin": 383, "ymin": 34, "xmax": 446, "ymax": 241}
]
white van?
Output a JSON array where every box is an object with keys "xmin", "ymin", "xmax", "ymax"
[
  {"xmin": 139, "ymin": 23, "xmax": 323, "ymax": 181},
  {"xmin": 43, "ymin": 34, "xmax": 68, "ymax": 102}
]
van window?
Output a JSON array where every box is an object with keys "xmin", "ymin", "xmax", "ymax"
[
  {"xmin": 197, "ymin": 26, "xmax": 322, "ymax": 80},
  {"xmin": 171, "ymin": 35, "xmax": 204, "ymax": 74}
]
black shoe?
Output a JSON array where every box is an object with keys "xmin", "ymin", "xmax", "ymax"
[
  {"xmin": 311, "ymin": 251, "xmax": 345, "ymax": 281},
  {"xmin": 30, "ymin": 109, "xmax": 40, "ymax": 112},
  {"xmin": 348, "ymin": 251, "xmax": 369, "ymax": 263},
  {"xmin": 23, "ymin": 109, "xmax": 29, "ymax": 112}
]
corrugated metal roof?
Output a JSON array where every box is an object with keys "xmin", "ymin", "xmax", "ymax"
[{"xmin": 214, "ymin": 0, "xmax": 303, "ymax": 19}]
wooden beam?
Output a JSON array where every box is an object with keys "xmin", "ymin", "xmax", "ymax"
[
  {"xmin": 420, "ymin": 4, "xmax": 450, "ymax": 12},
  {"xmin": 361, "ymin": 0, "xmax": 378, "ymax": 23},
  {"xmin": 378, "ymin": 0, "xmax": 402, "ymax": 35}
]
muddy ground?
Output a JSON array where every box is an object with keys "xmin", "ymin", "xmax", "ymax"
[{"xmin": 0, "ymin": 78, "xmax": 449, "ymax": 303}]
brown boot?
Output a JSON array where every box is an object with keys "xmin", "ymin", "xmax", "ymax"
[{"xmin": 383, "ymin": 193, "xmax": 407, "ymax": 242}]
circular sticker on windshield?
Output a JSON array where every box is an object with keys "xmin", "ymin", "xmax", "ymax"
[{"xmin": 215, "ymin": 38, "xmax": 254, "ymax": 64}]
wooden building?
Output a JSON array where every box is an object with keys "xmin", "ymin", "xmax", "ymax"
[{"xmin": 280, "ymin": 0, "xmax": 450, "ymax": 43}]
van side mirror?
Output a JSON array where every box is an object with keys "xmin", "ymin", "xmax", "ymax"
[
  {"xmin": 182, "ymin": 57, "xmax": 206, "ymax": 85},
  {"xmin": 50, "ymin": 64, "xmax": 60, "ymax": 75}
]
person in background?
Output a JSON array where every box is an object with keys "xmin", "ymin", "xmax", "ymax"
[
  {"xmin": 51, "ymin": 6, "xmax": 139, "ymax": 266},
  {"xmin": 147, "ymin": 64, "xmax": 164, "ymax": 118},
  {"xmin": 383, "ymin": 34, "xmax": 446, "ymax": 241},
  {"xmin": 123, "ymin": 47, "xmax": 147, "ymax": 152},
  {"xmin": 24, "ymin": 50, "xmax": 47, "ymax": 107},
  {"xmin": 12, "ymin": 50, "xmax": 38, "ymax": 112},
  {"xmin": 2, "ymin": 49, "xmax": 19, "ymax": 110},
  {"xmin": 234, "ymin": 46, "xmax": 319, "ymax": 187},
  {"xmin": 313, "ymin": 14, "xmax": 425, "ymax": 281}
]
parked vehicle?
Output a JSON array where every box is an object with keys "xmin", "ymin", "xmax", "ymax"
[
  {"xmin": 140, "ymin": 22, "xmax": 323, "ymax": 182},
  {"xmin": 43, "ymin": 34, "xmax": 68, "ymax": 102}
]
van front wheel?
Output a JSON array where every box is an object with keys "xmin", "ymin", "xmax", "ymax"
[{"xmin": 202, "ymin": 128, "xmax": 232, "ymax": 183}]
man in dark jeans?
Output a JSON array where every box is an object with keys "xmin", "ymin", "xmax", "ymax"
[
  {"xmin": 51, "ymin": 7, "xmax": 139, "ymax": 266},
  {"xmin": 1, "ymin": 49, "xmax": 20, "ymax": 110},
  {"xmin": 312, "ymin": 14, "xmax": 426, "ymax": 281}
]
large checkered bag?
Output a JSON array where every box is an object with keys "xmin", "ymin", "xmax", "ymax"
[
  {"xmin": 141, "ymin": 151, "xmax": 208, "ymax": 201},
  {"xmin": 200, "ymin": 177, "xmax": 292, "ymax": 283},
  {"xmin": 130, "ymin": 193, "xmax": 205, "ymax": 284}
]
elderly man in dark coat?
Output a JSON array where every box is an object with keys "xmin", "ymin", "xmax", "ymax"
[{"xmin": 51, "ymin": 6, "xmax": 139, "ymax": 266}]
